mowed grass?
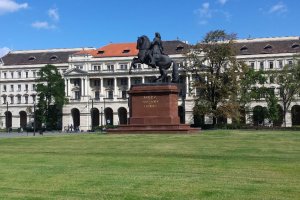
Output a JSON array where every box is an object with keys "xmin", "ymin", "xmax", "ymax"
[{"xmin": 0, "ymin": 130, "xmax": 299, "ymax": 200}]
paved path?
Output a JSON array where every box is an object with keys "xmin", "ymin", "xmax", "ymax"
[{"xmin": 0, "ymin": 131, "xmax": 99, "ymax": 138}]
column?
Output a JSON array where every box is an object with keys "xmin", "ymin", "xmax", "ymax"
[
  {"xmin": 128, "ymin": 77, "xmax": 131, "ymax": 89},
  {"xmin": 86, "ymin": 77, "xmax": 89, "ymax": 97},
  {"xmin": 100, "ymin": 78, "xmax": 103, "ymax": 97},
  {"xmin": 114, "ymin": 77, "xmax": 117, "ymax": 96},
  {"xmin": 142, "ymin": 76, "xmax": 145, "ymax": 84},
  {"xmin": 81, "ymin": 78, "xmax": 84, "ymax": 97},
  {"xmin": 185, "ymin": 74, "xmax": 189, "ymax": 98}
]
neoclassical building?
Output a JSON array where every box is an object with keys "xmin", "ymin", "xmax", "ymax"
[{"xmin": 0, "ymin": 36, "xmax": 299, "ymax": 131}]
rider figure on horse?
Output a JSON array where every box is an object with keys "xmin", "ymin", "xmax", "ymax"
[{"xmin": 149, "ymin": 32, "xmax": 164, "ymax": 67}]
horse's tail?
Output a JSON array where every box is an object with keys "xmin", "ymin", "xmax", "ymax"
[{"xmin": 171, "ymin": 60, "xmax": 179, "ymax": 83}]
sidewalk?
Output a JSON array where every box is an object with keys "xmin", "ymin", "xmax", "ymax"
[{"xmin": 0, "ymin": 131, "xmax": 94, "ymax": 138}]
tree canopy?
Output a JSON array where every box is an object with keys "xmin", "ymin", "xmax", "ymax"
[{"xmin": 36, "ymin": 64, "xmax": 67, "ymax": 130}]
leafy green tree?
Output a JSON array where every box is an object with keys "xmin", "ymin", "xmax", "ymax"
[
  {"xmin": 238, "ymin": 67, "xmax": 266, "ymax": 124},
  {"xmin": 266, "ymin": 90, "xmax": 279, "ymax": 127},
  {"xmin": 36, "ymin": 64, "xmax": 67, "ymax": 130},
  {"xmin": 185, "ymin": 30, "xmax": 241, "ymax": 126},
  {"xmin": 274, "ymin": 59, "xmax": 300, "ymax": 127}
]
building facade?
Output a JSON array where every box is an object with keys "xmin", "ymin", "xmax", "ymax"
[{"xmin": 0, "ymin": 36, "xmax": 299, "ymax": 131}]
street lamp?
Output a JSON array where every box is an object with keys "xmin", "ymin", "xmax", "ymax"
[
  {"xmin": 33, "ymin": 101, "xmax": 36, "ymax": 136},
  {"xmin": 91, "ymin": 98, "xmax": 94, "ymax": 131},
  {"xmin": 6, "ymin": 101, "xmax": 8, "ymax": 133},
  {"xmin": 100, "ymin": 107, "xmax": 103, "ymax": 132}
]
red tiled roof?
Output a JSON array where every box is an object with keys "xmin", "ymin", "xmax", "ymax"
[
  {"xmin": 75, "ymin": 43, "xmax": 138, "ymax": 58},
  {"xmin": 95, "ymin": 43, "xmax": 138, "ymax": 57}
]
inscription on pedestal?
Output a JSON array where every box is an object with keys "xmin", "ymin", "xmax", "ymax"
[{"xmin": 142, "ymin": 96, "xmax": 159, "ymax": 108}]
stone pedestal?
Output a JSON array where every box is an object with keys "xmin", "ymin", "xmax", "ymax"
[{"xmin": 108, "ymin": 83, "xmax": 199, "ymax": 133}]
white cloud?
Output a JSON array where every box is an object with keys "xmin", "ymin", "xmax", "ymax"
[
  {"xmin": 194, "ymin": 2, "xmax": 230, "ymax": 25},
  {"xmin": 0, "ymin": 47, "xmax": 10, "ymax": 58},
  {"xmin": 269, "ymin": 2, "xmax": 287, "ymax": 14},
  {"xmin": 0, "ymin": 0, "xmax": 28, "ymax": 15},
  {"xmin": 195, "ymin": 2, "xmax": 212, "ymax": 18},
  {"xmin": 48, "ymin": 8, "xmax": 59, "ymax": 21},
  {"xmin": 31, "ymin": 21, "xmax": 56, "ymax": 29},
  {"xmin": 218, "ymin": 0, "xmax": 228, "ymax": 5}
]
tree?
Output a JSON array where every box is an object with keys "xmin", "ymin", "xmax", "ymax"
[
  {"xmin": 36, "ymin": 64, "xmax": 68, "ymax": 130},
  {"xmin": 185, "ymin": 30, "xmax": 242, "ymax": 126},
  {"xmin": 266, "ymin": 90, "xmax": 279, "ymax": 127},
  {"xmin": 238, "ymin": 67, "xmax": 266, "ymax": 124},
  {"xmin": 274, "ymin": 59, "xmax": 300, "ymax": 127}
]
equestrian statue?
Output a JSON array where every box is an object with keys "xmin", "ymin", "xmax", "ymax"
[{"xmin": 129, "ymin": 33, "xmax": 179, "ymax": 83}]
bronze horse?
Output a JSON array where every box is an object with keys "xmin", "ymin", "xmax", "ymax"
[{"xmin": 129, "ymin": 35, "xmax": 179, "ymax": 83}]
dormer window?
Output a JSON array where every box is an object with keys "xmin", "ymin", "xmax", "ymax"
[
  {"xmin": 28, "ymin": 56, "xmax": 36, "ymax": 61},
  {"xmin": 291, "ymin": 43, "xmax": 300, "ymax": 49},
  {"xmin": 264, "ymin": 44, "xmax": 273, "ymax": 50},
  {"xmin": 240, "ymin": 45, "xmax": 248, "ymax": 52},
  {"xmin": 50, "ymin": 55, "xmax": 58, "ymax": 61},
  {"xmin": 176, "ymin": 45, "xmax": 184, "ymax": 51},
  {"xmin": 122, "ymin": 49, "xmax": 130, "ymax": 54},
  {"xmin": 97, "ymin": 50, "xmax": 105, "ymax": 54}
]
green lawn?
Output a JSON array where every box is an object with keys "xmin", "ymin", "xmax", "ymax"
[{"xmin": 0, "ymin": 130, "xmax": 299, "ymax": 200}]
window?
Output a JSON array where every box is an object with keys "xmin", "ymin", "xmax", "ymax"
[
  {"xmin": 10, "ymin": 96, "xmax": 14, "ymax": 104},
  {"xmin": 108, "ymin": 91, "xmax": 113, "ymax": 99},
  {"xmin": 75, "ymin": 65, "xmax": 83, "ymax": 69},
  {"xmin": 18, "ymin": 85, "xmax": 21, "ymax": 92},
  {"xmin": 240, "ymin": 45, "xmax": 248, "ymax": 52},
  {"xmin": 11, "ymin": 72, "xmax": 14, "ymax": 78},
  {"xmin": 107, "ymin": 79, "xmax": 114, "ymax": 86},
  {"xmin": 32, "ymin": 95, "xmax": 36, "ymax": 102},
  {"xmin": 270, "ymin": 76, "xmax": 274, "ymax": 84},
  {"xmin": 137, "ymin": 64, "xmax": 142, "ymax": 69},
  {"xmin": 32, "ymin": 71, "xmax": 36, "ymax": 77},
  {"xmin": 25, "ymin": 84, "xmax": 28, "ymax": 92},
  {"xmin": 17, "ymin": 96, "xmax": 21, "ymax": 104},
  {"xmin": 3, "ymin": 85, "xmax": 6, "ymax": 92},
  {"xmin": 120, "ymin": 64, "xmax": 128, "ymax": 70},
  {"xmin": 279, "ymin": 88, "xmax": 284, "ymax": 98},
  {"xmin": 94, "ymin": 80, "xmax": 100, "ymax": 86},
  {"xmin": 25, "ymin": 96, "xmax": 28, "ymax": 104},
  {"xmin": 50, "ymin": 55, "xmax": 58, "ymax": 61},
  {"xmin": 93, "ymin": 65, "xmax": 100, "ymax": 71},
  {"xmin": 264, "ymin": 44, "xmax": 273, "ymax": 50},
  {"xmin": 75, "ymin": 91, "xmax": 80, "ymax": 100},
  {"xmin": 28, "ymin": 56, "xmax": 36, "ymax": 61},
  {"xmin": 32, "ymin": 84, "xmax": 36, "ymax": 91},
  {"xmin": 25, "ymin": 72, "xmax": 28, "ymax": 78},
  {"xmin": 260, "ymin": 61, "xmax": 264, "ymax": 70},
  {"xmin": 3, "ymin": 96, "xmax": 6, "ymax": 104},
  {"xmin": 269, "ymin": 61, "xmax": 274, "ymax": 69},
  {"xmin": 278, "ymin": 60, "xmax": 283, "ymax": 68},
  {"xmin": 288, "ymin": 60, "xmax": 293, "ymax": 66},
  {"xmin": 74, "ymin": 79, "xmax": 80, "ymax": 86},
  {"xmin": 107, "ymin": 64, "xmax": 114, "ymax": 71},
  {"xmin": 95, "ymin": 91, "xmax": 100, "ymax": 100},
  {"xmin": 10, "ymin": 85, "xmax": 14, "ymax": 92},
  {"xmin": 18, "ymin": 71, "xmax": 21, "ymax": 78},
  {"xmin": 133, "ymin": 78, "xmax": 141, "ymax": 84},
  {"xmin": 122, "ymin": 90, "xmax": 127, "ymax": 99},
  {"xmin": 250, "ymin": 62, "xmax": 255, "ymax": 69},
  {"xmin": 120, "ymin": 78, "xmax": 128, "ymax": 86},
  {"xmin": 3, "ymin": 72, "xmax": 6, "ymax": 79},
  {"xmin": 122, "ymin": 49, "xmax": 130, "ymax": 54}
]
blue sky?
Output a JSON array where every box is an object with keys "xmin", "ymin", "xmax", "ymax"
[{"xmin": 0, "ymin": 0, "xmax": 299, "ymax": 57}]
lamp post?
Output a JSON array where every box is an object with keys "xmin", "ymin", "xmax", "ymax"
[
  {"xmin": 6, "ymin": 101, "xmax": 8, "ymax": 133},
  {"xmin": 91, "ymin": 98, "xmax": 94, "ymax": 131},
  {"xmin": 33, "ymin": 101, "xmax": 36, "ymax": 136},
  {"xmin": 100, "ymin": 107, "xmax": 103, "ymax": 132}
]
